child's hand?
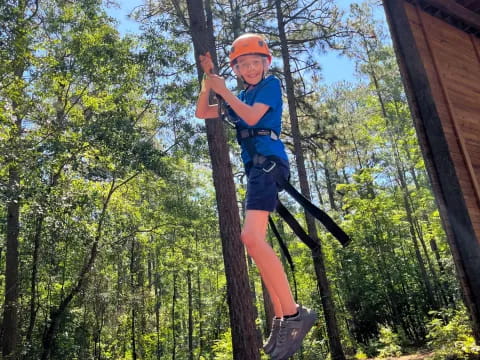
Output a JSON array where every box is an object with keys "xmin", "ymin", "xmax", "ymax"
[
  {"xmin": 207, "ymin": 74, "xmax": 227, "ymax": 97},
  {"xmin": 199, "ymin": 52, "xmax": 215, "ymax": 75}
]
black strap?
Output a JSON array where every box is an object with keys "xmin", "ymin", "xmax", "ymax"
[
  {"xmin": 237, "ymin": 128, "xmax": 279, "ymax": 140},
  {"xmin": 268, "ymin": 215, "xmax": 295, "ymax": 268},
  {"xmin": 237, "ymin": 129, "xmax": 279, "ymax": 162},
  {"xmin": 268, "ymin": 216, "xmax": 298, "ymax": 301},
  {"xmin": 242, "ymin": 136, "xmax": 259, "ymax": 165},
  {"xmin": 245, "ymin": 155, "xmax": 352, "ymax": 247},
  {"xmin": 275, "ymin": 200, "xmax": 319, "ymax": 251},
  {"xmin": 279, "ymin": 180, "xmax": 351, "ymax": 247}
]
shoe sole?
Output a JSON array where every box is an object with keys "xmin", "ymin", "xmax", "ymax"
[{"xmin": 264, "ymin": 345, "xmax": 275, "ymax": 355}]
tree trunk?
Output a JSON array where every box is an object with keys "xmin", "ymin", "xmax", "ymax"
[
  {"xmin": 154, "ymin": 245, "xmax": 162, "ymax": 360},
  {"xmin": 324, "ymin": 163, "xmax": 338, "ymax": 211},
  {"xmin": 188, "ymin": 269, "xmax": 194, "ymax": 360},
  {"xmin": 274, "ymin": 1, "xmax": 346, "ymax": 359},
  {"xmin": 172, "ymin": 270, "xmax": 177, "ymax": 360},
  {"xmin": 26, "ymin": 217, "xmax": 43, "ymax": 346},
  {"xmin": 262, "ymin": 228, "xmax": 276, "ymax": 332},
  {"xmin": 195, "ymin": 233, "xmax": 203, "ymax": 358},
  {"xmin": 262, "ymin": 280, "xmax": 275, "ymax": 336},
  {"xmin": 3, "ymin": 166, "xmax": 20, "ymax": 359},
  {"xmin": 309, "ymin": 154, "xmax": 324, "ymax": 207},
  {"xmin": 185, "ymin": 1, "xmax": 261, "ymax": 358},
  {"xmin": 395, "ymin": 103, "xmax": 451, "ymax": 308},
  {"xmin": 26, "ymin": 168, "xmax": 62, "ymax": 355},
  {"xmin": 131, "ymin": 238, "xmax": 137, "ymax": 360},
  {"xmin": 246, "ymin": 255, "xmax": 264, "ymax": 346}
]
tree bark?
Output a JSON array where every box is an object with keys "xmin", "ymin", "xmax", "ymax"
[
  {"xmin": 262, "ymin": 280, "xmax": 275, "ymax": 336},
  {"xmin": 131, "ymin": 238, "xmax": 138, "ymax": 360},
  {"xmin": 309, "ymin": 153, "xmax": 325, "ymax": 207},
  {"xmin": 195, "ymin": 233, "xmax": 203, "ymax": 358},
  {"xmin": 3, "ymin": 166, "xmax": 20, "ymax": 359},
  {"xmin": 26, "ymin": 217, "xmax": 43, "ymax": 346},
  {"xmin": 185, "ymin": 1, "xmax": 261, "ymax": 358},
  {"xmin": 324, "ymin": 163, "xmax": 338, "ymax": 211},
  {"xmin": 172, "ymin": 270, "xmax": 177, "ymax": 360},
  {"xmin": 187, "ymin": 269, "xmax": 194, "ymax": 360},
  {"xmin": 154, "ymin": 245, "xmax": 162, "ymax": 360}
]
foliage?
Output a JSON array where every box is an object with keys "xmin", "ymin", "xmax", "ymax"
[
  {"xmin": 354, "ymin": 348, "xmax": 368, "ymax": 360},
  {"xmin": 377, "ymin": 325, "xmax": 403, "ymax": 358},
  {"xmin": 212, "ymin": 328, "xmax": 233, "ymax": 360},
  {"xmin": 426, "ymin": 307, "xmax": 480, "ymax": 360}
]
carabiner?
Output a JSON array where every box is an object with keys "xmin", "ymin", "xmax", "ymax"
[{"xmin": 262, "ymin": 160, "xmax": 277, "ymax": 173}]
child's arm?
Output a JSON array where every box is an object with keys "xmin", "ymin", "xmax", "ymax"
[
  {"xmin": 208, "ymin": 75, "xmax": 269, "ymax": 126},
  {"xmin": 195, "ymin": 77, "xmax": 219, "ymax": 119},
  {"xmin": 195, "ymin": 53, "xmax": 221, "ymax": 120}
]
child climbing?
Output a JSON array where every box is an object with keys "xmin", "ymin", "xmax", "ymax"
[{"xmin": 195, "ymin": 33, "xmax": 317, "ymax": 360}]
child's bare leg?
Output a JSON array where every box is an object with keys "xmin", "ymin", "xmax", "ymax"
[
  {"xmin": 241, "ymin": 210, "xmax": 297, "ymax": 316},
  {"xmin": 261, "ymin": 276, "xmax": 284, "ymax": 318}
]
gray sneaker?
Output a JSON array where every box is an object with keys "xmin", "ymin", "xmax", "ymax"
[
  {"xmin": 269, "ymin": 306, "xmax": 317, "ymax": 360},
  {"xmin": 263, "ymin": 317, "xmax": 281, "ymax": 354}
]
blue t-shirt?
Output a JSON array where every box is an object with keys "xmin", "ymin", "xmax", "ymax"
[{"xmin": 228, "ymin": 75, "xmax": 288, "ymax": 165}]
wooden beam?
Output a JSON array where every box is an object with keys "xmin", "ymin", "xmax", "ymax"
[
  {"xmin": 419, "ymin": 0, "xmax": 480, "ymax": 31},
  {"xmin": 416, "ymin": 7, "xmax": 480, "ymax": 209},
  {"xmin": 383, "ymin": 0, "xmax": 480, "ymax": 342}
]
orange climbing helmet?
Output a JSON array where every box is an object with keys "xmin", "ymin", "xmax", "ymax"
[{"xmin": 229, "ymin": 33, "xmax": 272, "ymax": 67}]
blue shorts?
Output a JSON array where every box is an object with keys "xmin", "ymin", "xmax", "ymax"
[{"xmin": 245, "ymin": 156, "xmax": 290, "ymax": 212}]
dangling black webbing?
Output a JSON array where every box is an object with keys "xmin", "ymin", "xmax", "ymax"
[
  {"xmin": 241, "ymin": 132, "xmax": 352, "ymax": 248},
  {"xmin": 275, "ymin": 200, "xmax": 319, "ymax": 251},
  {"xmin": 268, "ymin": 215, "xmax": 295, "ymax": 268},
  {"xmin": 277, "ymin": 179, "xmax": 351, "ymax": 247},
  {"xmin": 268, "ymin": 216, "xmax": 298, "ymax": 301}
]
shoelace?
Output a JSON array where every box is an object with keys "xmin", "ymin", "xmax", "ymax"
[{"xmin": 270, "ymin": 321, "xmax": 278, "ymax": 336}]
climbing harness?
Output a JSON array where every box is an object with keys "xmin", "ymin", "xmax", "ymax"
[{"xmin": 241, "ymin": 136, "xmax": 352, "ymax": 249}]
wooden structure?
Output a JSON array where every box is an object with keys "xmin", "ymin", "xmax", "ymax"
[{"xmin": 383, "ymin": 0, "xmax": 480, "ymax": 342}]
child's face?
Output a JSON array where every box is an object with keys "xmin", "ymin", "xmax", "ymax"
[{"xmin": 235, "ymin": 54, "xmax": 269, "ymax": 85}]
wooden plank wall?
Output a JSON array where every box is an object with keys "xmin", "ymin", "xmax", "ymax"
[{"xmin": 404, "ymin": 2, "xmax": 480, "ymax": 241}]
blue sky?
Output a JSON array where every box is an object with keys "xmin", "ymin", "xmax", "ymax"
[
  {"xmin": 106, "ymin": 0, "xmax": 141, "ymax": 35},
  {"xmin": 105, "ymin": 0, "xmax": 387, "ymax": 84}
]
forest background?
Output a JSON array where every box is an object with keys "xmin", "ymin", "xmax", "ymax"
[{"xmin": 1, "ymin": 0, "xmax": 479, "ymax": 359}]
